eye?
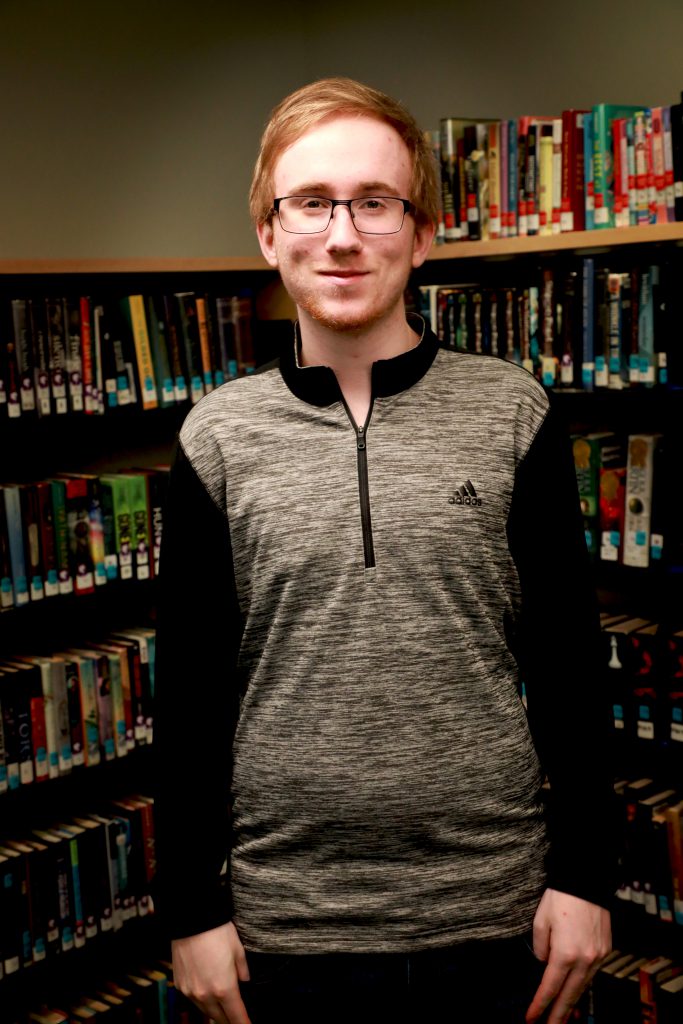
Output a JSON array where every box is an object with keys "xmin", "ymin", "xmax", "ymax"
[
  {"xmin": 357, "ymin": 197, "xmax": 388, "ymax": 211},
  {"xmin": 297, "ymin": 197, "xmax": 331, "ymax": 211}
]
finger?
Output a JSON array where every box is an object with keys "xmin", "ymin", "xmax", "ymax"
[
  {"xmin": 221, "ymin": 985, "xmax": 253, "ymax": 1024},
  {"xmin": 525, "ymin": 961, "xmax": 569, "ymax": 1023},
  {"xmin": 545, "ymin": 965, "xmax": 595, "ymax": 1024},
  {"xmin": 234, "ymin": 943, "xmax": 251, "ymax": 983}
]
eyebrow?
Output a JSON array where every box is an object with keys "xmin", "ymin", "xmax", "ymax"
[{"xmin": 284, "ymin": 181, "xmax": 403, "ymax": 197}]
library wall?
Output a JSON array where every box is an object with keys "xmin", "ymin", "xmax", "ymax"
[{"xmin": 2, "ymin": 0, "xmax": 683, "ymax": 260}]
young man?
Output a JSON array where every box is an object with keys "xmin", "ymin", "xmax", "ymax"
[{"xmin": 154, "ymin": 78, "xmax": 615, "ymax": 1024}]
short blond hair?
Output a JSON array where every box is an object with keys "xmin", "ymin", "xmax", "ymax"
[{"xmin": 249, "ymin": 77, "xmax": 439, "ymax": 229}]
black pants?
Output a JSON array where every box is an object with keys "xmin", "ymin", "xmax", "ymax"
[{"xmin": 240, "ymin": 932, "xmax": 547, "ymax": 1023}]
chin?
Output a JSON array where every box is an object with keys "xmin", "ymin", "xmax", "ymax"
[{"xmin": 302, "ymin": 297, "xmax": 391, "ymax": 334}]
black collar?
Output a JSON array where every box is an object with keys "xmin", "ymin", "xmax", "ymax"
[{"xmin": 279, "ymin": 314, "xmax": 440, "ymax": 408}]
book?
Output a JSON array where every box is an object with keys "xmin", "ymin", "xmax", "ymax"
[
  {"xmin": 592, "ymin": 104, "xmax": 643, "ymax": 228},
  {"xmin": 623, "ymin": 434, "xmax": 664, "ymax": 568},
  {"xmin": 599, "ymin": 435, "xmax": 627, "ymax": 562},
  {"xmin": 174, "ymin": 292, "xmax": 204, "ymax": 403},
  {"xmin": 561, "ymin": 109, "xmax": 589, "ymax": 232},
  {"xmin": 121, "ymin": 295, "xmax": 158, "ymax": 410},
  {"xmin": 3, "ymin": 485, "xmax": 29, "ymax": 606},
  {"xmin": 145, "ymin": 294, "xmax": 175, "ymax": 406},
  {"xmin": 46, "ymin": 298, "xmax": 68, "ymax": 414},
  {"xmin": 11, "ymin": 298, "xmax": 37, "ymax": 414},
  {"xmin": 64, "ymin": 298, "xmax": 85, "ymax": 412}
]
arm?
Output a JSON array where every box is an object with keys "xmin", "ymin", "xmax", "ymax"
[
  {"xmin": 506, "ymin": 397, "xmax": 617, "ymax": 1022},
  {"xmin": 154, "ymin": 442, "xmax": 252, "ymax": 1022}
]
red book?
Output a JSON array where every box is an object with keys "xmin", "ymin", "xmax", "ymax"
[
  {"xmin": 80, "ymin": 297, "xmax": 95, "ymax": 414},
  {"xmin": 30, "ymin": 695, "xmax": 48, "ymax": 782}
]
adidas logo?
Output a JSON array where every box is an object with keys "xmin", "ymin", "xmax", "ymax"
[{"xmin": 448, "ymin": 480, "xmax": 482, "ymax": 507}]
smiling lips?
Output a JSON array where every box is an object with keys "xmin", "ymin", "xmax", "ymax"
[{"xmin": 318, "ymin": 268, "xmax": 369, "ymax": 283}]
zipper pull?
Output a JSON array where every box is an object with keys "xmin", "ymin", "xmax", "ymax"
[{"xmin": 357, "ymin": 425, "xmax": 366, "ymax": 450}]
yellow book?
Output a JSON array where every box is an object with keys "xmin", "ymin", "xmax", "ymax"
[
  {"xmin": 127, "ymin": 295, "xmax": 158, "ymax": 410},
  {"xmin": 487, "ymin": 123, "xmax": 501, "ymax": 239},
  {"xmin": 196, "ymin": 296, "xmax": 215, "ymax": 392}
]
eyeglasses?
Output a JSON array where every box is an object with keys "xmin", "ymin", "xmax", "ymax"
[{"xmin": 272, "ymin": 196, "xmax": 413, "ymax": 235}]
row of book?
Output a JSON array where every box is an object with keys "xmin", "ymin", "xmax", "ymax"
[
  {"xmin": 19, "ymin": 960, "xmax": 203, "ymax": 1024},
  {"xmin": 0, "ymin": 468, "xmax": 169, "ymax": 610},
  {"xmin": 419, "ymin": 260, "xmax": 673, "ymax": 391},
  {"xmin": 0, "ymin": 791, "xmax": 155, "ymax": 979},
  {"xmin": 574, "ymin": 433, "xmax": 665, "ymax": 568},
  {"xmin": 589, "ymin": 950, "xmax": 683, "ymax": 1023},
  {"xmin": 602, "ymin": 613, "xmax": 683, "ymax": 768},
  {"xmin": 616, "ymin": 773, "xmax": 683, "ymax": 929},
  {"xmin": 0, "ymin": 628, "xmax": 156, "ymax": 794},
  {"xmin": 428, "ymin": 94, "xmax": 683, "ymax": 242},
  {"xmin": 1, "ymin": 291, "xmax": 256, "ymax": 419}
]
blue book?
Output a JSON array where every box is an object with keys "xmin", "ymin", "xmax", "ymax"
[{"xmin": 3, "ymin": 486, "xmax": 28, "ymax": 607}]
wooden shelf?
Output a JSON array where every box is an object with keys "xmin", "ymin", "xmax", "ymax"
[
  {"xmin": 427, "ymin": 222, "xmax": 683, "ymax": 261},
  {"xmin": 0, "ymin": 255, "xmax": 271, "ymax": 275}
]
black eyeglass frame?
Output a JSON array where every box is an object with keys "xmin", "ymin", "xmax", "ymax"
[{"xmin": 271, "ymin": 196, "xmax": 413, "ymax": 235}]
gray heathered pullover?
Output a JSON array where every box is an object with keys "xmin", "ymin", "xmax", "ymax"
[{"xmin": 154, "ymin": 316, "xmax": 616, "ymax": 952}]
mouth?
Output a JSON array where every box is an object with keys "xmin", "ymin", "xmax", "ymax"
[{"xmin": 318, "ymin": 269, "xmax": 369, "ymax": 284}]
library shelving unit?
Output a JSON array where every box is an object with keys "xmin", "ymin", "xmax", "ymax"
[{"xmin": 0, "ymin": 256, "xmax": 281, "ymax": 1023}]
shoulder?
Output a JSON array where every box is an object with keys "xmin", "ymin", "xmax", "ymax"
[
  {"xmin": 178, "ymin": 362, "xmax": 283, "ymax": 502},
  {"xmin": 434, "ymin": 349, "xmax": 550, "ymax": 457}
]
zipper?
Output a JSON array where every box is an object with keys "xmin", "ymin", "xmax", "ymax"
[{"xmin": 343, "ymin": 402, "xmax": 376, "ymax": 569}]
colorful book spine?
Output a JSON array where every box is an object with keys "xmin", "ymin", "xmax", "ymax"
[
  {"xmin": 80, "ymin": 296, "xmax": 95, "ymax": 413},
  {"xmin": 125, "ymin": 296, "xmax": 158, "ymax": 410},
  {"xmin": 3, "ymin": 486, "xmax": 29, "ymax": 607},
  {"xmin": 551, "ymin": 118, "xmax": 562, "ymax": 234},
  {"xmin": 662, "ymin": 105, "xmax": 676, "ymax": 222},
  {"xmin": 651, "ymin": 107, "xmax": 668, "ymax": 223},
  {"xmin": 634, "ymin": 111, "xmax": 650, "ymax": 225},
  {"xmin": 508, "ymin": 119, "xmax": 518, "ymax": 236},
  {"xmin": 584, "ymin": 113, "xmax": 594, "ymax": 230},
  {"xmin": 488, "ymin": 122, "xmax": 501, "ymax": 239},
  {"xmin": 64, "ymin": 299, "xmax": 84, "ymax": 412}
]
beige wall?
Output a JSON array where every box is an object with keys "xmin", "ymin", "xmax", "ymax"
[{"xmin": 2, "ymin": 0, "xmax": 682, "ymax": 259}]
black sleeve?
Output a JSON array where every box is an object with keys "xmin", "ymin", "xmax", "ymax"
[
  {"xmin": 506, "ymin": 397, "xmax": 620, "ymax": 910},
  {"xmin": 153, "ymin": 441, "xmax": 243, "ymax": 940}
]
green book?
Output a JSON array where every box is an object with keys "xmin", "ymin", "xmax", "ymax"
[
  {"xmin": 592, "ymin": 104, "xmax": 642, "ymax": 228},
  {"xmin": 99, "ymin": 476, "xmax": 133, "ymax": 581}
]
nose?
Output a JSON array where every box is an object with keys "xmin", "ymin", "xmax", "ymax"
[{"xmin": 325, "ymin": 204, "xmax": 362, "ymax": 251}]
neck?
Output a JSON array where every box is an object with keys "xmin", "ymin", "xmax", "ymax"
[{"xmin": 297, "ymin": 307, "xmax": 418, "ymax": 426}]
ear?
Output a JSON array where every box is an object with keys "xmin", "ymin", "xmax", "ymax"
[
  {"xmin": 257, "ymin": 219, "xmax": 279, "ymax": 268},
  {"xmin": 411, "ymin": 218, "xmax": 437, "ymax": 269}
]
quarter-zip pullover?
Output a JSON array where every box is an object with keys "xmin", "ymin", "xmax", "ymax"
[{"xmin": 154, "ymin": 315, "xmax": 616, "ymax": 952}]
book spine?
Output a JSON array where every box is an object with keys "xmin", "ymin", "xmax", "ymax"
[
  {"xmin": 3, "ymin": 486, "xmax": 29, "ymax": 607},
  {"xmin": 638, "ymin": 269, "xmax": 656, "ymax": 386},
  {"xmin": 50, "ymin": 479, "xmax": 73, "ymax": 595},
  {"xmin": 30, "ymin": 694, "xmax": 48, "ymax": 782},
  {"xmin": 46, "ymin": 300, "xmax": 68, "ymax": 414},
  {"xmin": 145, "ymin": 296, "xmax": 175, "ymax": 405},
  {"xmin": 585, "ymin": 258, "xmax": 593, "ymax": 389},
  {"xmin": 21, "ymin": 484, "xmax": 45, "ymax": 602},
  {"xmin": 3, "ymin": 311, "xmax": 23, "ymax": 419},
  {"xmin": 623, "ymin": 435, "xmax": 659, "ymax": 568},
  {"xmin": 526, "ymin": 124, "xmax": 539, "ymax": 235},
  {"xmin": 607, "ymin": 272, "xmax": 624, "ymax": 390},
  {"xmin": 126, "ymin": 296, "xmax": 158, "ymax": 410},
  {"xmin": 593, "ymin": 106, "xmax": 610, "ymax": 227},
  {"xmin": 508, "ymin": 119, "xmax": 518, "ymax": 237},
  {"xmin": 457, "ymin": 137, "xmax": 469, "ymax": 239},
  {"xmin": 645, "ymin": 108, "xmax": 657, "ymax": 223},
  {"xmin": 574, "ymin": 112, "xmax": 587, "ymax": 232},
  {"xmin": 538, "ymin": 132, "xmax": 553, "ymax": 236},
  {"xmin": 500, "ymin": 120, "xmax": 509, "ymax": 237},
  {"xmin": 27, "ymin": 298, "xmax": 51, "ymax": 416},
  {"xmin": 634, "ymin": 111, "xmax": 650, "ymax": 224},
  {"xmin": 551, "ymin": 118, "xmax": 562, "ymax": 234},
  {"xmin": 195, "ymin": 296, "xmax": 215, "ymax": 393},
  {"xmin": 488, "ymin": 122, "xmax": 501, "ymax": 239},
  {"xmin": 561, "ymin": 110, "xmax": 574, "ymax": 232},
  {"xmin": 63, "ymin": 478, "xmax": 95, "ymax": 595},
  {"xmin": 108, "ymin": 654, "xmax": 128, "ymax": 759},
  {"xmin": 78, "ymin": 658, "xmax": 100, "ymax": 767},
  {"xmin": 162, "ymin": 295, "xmax": 189, "ymax": 402},
  {"xmin": 11, "ymin": 299, "xmax": 37, "ymax": 414},
  {"xmin": 0, "ymin": 490, "xmax": 14, "ymax": 609},
  {"xmin": 63, "ymin": 659, "xmax": 85, "ymax": 768},
  {"xmin": 662, "ymin": 105, "xmax": 676, "ymax": 222},
  {"xmin": 36, "ymin": 479, "xmax": 59, "ymax": 598},
  {"xmin": 439, "ymin": 119, "xmax": 461, "ymax": 242},
  {"xmin": 64, "ymin": 299, "xmax": 84, "ymax": 412},
  {"xmin": 79, "ymin": 297, "xmax": 94, "ymax": 413},
  {"xmin": 425, "ymin": 130, "xmax": 445, "ymax": 244},
  {"xmin": 651, "ymin": 107, "xmax": 668, "ymax": 223},
  {"xmin": 626, "ymin": 118, "xmax": 637, "ymax": 226}
]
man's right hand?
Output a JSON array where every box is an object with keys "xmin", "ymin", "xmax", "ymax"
[{"xmin": 172, "ymin": 921, "xmax": 252, "ymax": 1024}]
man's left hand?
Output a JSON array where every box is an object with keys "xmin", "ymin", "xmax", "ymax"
[{"xmin": 525, "ymin": 888, "xmax": 611, "ymax": 1024}]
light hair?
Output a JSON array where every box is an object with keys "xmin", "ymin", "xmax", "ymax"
[{"xmin": 249, "ymin": 77, "xmax": 439, "ymax": 229}]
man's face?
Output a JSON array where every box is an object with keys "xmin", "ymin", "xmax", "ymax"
[{"xmin": 257, "ymin": 115, "xmax": 434, "ymax": 334}]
